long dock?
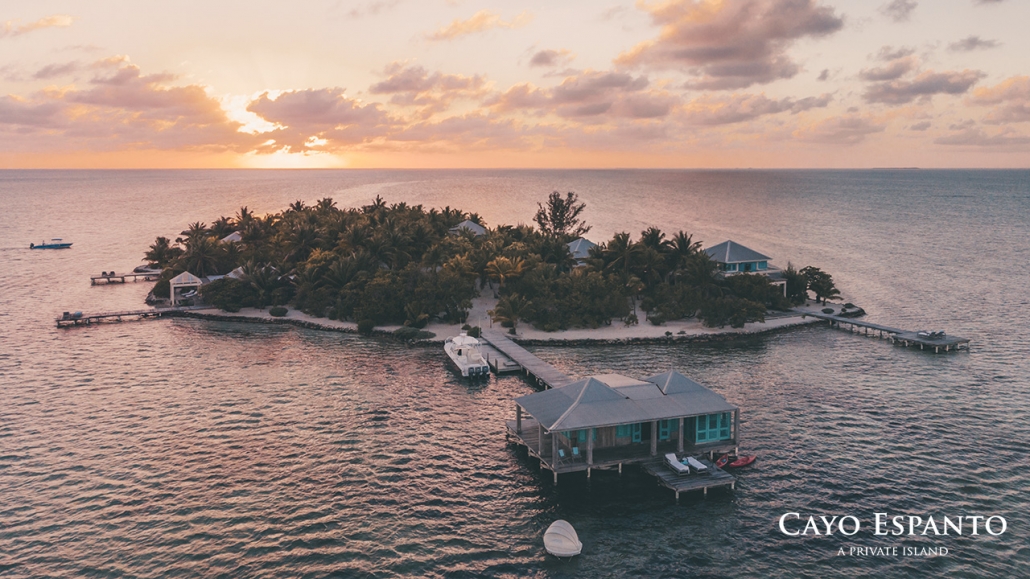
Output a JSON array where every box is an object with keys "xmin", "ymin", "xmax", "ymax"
[
  {"xmin": 481, "ymin": 330, "xmax": 572, "ymax": 387},
  {"xmin": 91, "ymin": 271, "xmax": 161, "ymax": 285},
  {"xmin": 806, "ymin": 312, "xmax": 970, "ymax": 353},
  {"xmin": 57, "ymin": 308, "xmax": 176, "ymax": 327}
]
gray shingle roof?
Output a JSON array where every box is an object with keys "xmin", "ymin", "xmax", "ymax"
[
  {"xmin": 449, "ymin": 220, "xmax": 486, "ymax": 236},
  {"xmin": 515, "ymin": 371, "xmax": 737, "ymax": 431},
  {"xmin": 567, "ymin": 237, "xmax": 597, "ymax": 260},
  {"xmin": 705, "ymin": 240, "xmax": 771, "ymax": 264}
]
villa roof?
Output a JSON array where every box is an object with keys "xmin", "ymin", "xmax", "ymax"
[
  {"xmin": 515, "ymin": 371, "xmax": 737, "ymax": 431},
  {"xmin": 169, "ymin": 271, "xmax": 202, "ymax": 286},
  {"xmin": 567, "ymin": 237, "xmax": 597, "ymax": 260},
  {"xmin": 449, "ymin": 219, "xmax": 486, "ymax": 236},
  {"xmin": 705, "ymin": 240, "xmax": 771, "ymax": 264},
  {"xmin": 221, "ymin": 231, "xmax": 242, "ymax": 243}
]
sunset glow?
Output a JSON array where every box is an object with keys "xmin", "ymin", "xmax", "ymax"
[{"xmin": 1, "ymin": 0, "xmax": 1028, "ymax": 168}]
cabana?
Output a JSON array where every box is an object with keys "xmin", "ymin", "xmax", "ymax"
[
  {"xmin": 507, "ymin": 370, "xmax": 739, "ymax": 481},
  {"xmin": 705, "ymin": 240, "xmax": 787, "ymax": 296},
  {"xmin": 566, "ymin": 237, "xmax": 597, "ymax": 267},
  {"xmin": 169, "ymin": 271, "xmax": 202, "ymax": 306}
]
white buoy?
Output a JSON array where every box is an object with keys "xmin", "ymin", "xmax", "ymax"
[{"xmin": 543, "ymin": 519, "xmax": 582, "ymax": 558}]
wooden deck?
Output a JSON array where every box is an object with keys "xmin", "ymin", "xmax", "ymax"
[
  {"xmin": 481, "ymin": 330, "xmax": 572, "ymax": 387},
  {"xmin": 805, "ymin": 312, "xmax": 970, "ymax": 353},
  {"xmin": 506, "ymin": 417, "xmax": 737, "ymax": 498},
  {"xmin": 90, "ymin": 271, "xmax": 161, "ymax": 285},
  {"xmin": 479, "ymin": 342, "xmax": 522, "ymax": 374},
  {"xmin": 641, "ymin": 456, "xmax": 736, "ymax": 499}
]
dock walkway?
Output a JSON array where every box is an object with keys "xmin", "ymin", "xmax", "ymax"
[
  {"xmin": 481, "ymin": 330, "xmax": 572, "ymax": 387},
  {"xmin": 91, "ymin": 271, "xmax": 161, "ymax": 285},
  {"xmin": 641, "ymin": 457, "xmax": 736, "ymax": 500},
  {"xmin": 805, "ymin": 312, "xmax": 970, "ymax": 353},
  {"xmin": 55, "ymin": 306, "xmax": 206, "ymax": 327}
]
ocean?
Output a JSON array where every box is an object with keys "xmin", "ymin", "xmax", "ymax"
[{"xmin": 1, "ymin": 169, "xmax": 1028, "ymax": 578}]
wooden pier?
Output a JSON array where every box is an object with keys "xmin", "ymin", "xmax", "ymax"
[
  {"xmin": 806, "ymin": 312, "xmax": 970, "ymax": 353},
  {"xmin": 641, "ymin": 456, "xmax": 736, "ymax": 500},
  {"xmin": 57, "ymin": 308, "xmax": 173, "ymax": 327},
  {"xmin": 481, "ymin": 329, "xmax": 573, "ymax": 387},
  {"xmin": 91, "ymin": 271, "xmax": 161, "ymax": 285},
  {"xmin": 479, "ymin": 341, "xmax": 522, "ymax": 374}
]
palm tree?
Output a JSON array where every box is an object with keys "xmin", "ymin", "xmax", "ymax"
[
  {"xmin": 489, "ymin": 293, "xmax": 534, "ymax": 334},
  {"xmin": 181, "ymin": 235, "xmax": 220, "ymax": 277},
  {"xmin": 485, "ymin": 256, "xmax": 526, "ymax": 289},
  {"xmin": 143, "ymin": 236, "xmax": 182, "ymax": 268},
  {"xmin": 668, "ymin": 230, "xmax": 703, "ymax": 274},
  {"xmin": 605, "ymin": 232, "xmax": 643, "ymax": 282}
]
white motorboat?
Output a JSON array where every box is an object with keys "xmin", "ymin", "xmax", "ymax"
[
  {"xmin": 543, "ymin": 519, "xmax": 582, "ymax": 558},
  {"xmin": 444, "ymin": 332, "xmax": 490, "ymax": 378}
]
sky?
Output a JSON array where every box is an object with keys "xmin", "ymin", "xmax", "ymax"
[{"xmin": 1, "ymin": 0, "xmax": 1028, "ymax": 168}]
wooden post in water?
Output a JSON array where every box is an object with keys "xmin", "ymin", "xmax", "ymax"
[
  {"xmin": 587, "ymin": 428, "xmax": 594, "ymax": 466},
  {"xmin": 516, "ymin": 405, "xmax": 522, "ymax": 434},
  {"xmin": 650, "ymin": 421, "xmax": 658, "ymax": 456},
  {"xmin": 677, "ymin": 418, "xmax": 684, "ymax": 453},
  {"xmin": 538, "ymin": 424, "xmax": 544, "ymax": 455}
]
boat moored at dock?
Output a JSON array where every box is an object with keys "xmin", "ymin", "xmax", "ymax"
[{"xmin": 444, "ymin": 332, "xmax": 491, "ymax": 378}]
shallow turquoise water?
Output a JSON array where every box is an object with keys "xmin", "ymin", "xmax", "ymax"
[{"xmin": 1, "ymin": 169, "xmax": 1028, "ymax": 577}]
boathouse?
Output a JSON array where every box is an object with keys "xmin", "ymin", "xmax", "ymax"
[
  {"xmin": 169, "ymin": 271, "xmax": 202, "ymax": 306},
  {"xmin": 507, "ymin": 371, "xmax": 739, "ymax": 482},
  {"xmin": 705, "ymin": 240, "xmax": 786, "ymax": 295}
]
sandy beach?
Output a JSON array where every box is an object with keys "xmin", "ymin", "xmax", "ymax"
[{"xmin": 176, "ymin": 296, "xmax": 846, "ymax": 344}]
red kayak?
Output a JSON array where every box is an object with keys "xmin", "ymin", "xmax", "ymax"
[
  {"xmin": 727, "ymin": 455, "xmax": 756, "ymax": 468},
  {"xmin": 715, "ymin": 454, "xmax": 729, "ymax": 468}
]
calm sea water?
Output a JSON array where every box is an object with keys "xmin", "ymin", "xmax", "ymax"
[{"xmin": 1, "ymin": 169, "xmax": 1028, "ymax": 578}]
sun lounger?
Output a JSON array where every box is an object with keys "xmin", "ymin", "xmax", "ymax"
[
  {"xmin": 572, "ymin": 447, "xmax": 580, "ymax": 458},
  {"xmin": 665, "ymin": 453, "xmax": 690, "ymax": 475},
  {"xmin": 685, "ymin": 456, "xmax": 709, "ymax": 474}
]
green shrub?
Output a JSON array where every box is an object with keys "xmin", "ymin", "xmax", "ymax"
[
  {"xmin": 269, "ymin": 306, "xmax": 288, "ymax": 317},
  {"xmin": 466, "ymin": 326, "xmax": 481, "ymax": 338},
  {"xmin": 201, "ymin": 278, "xmax": 256, "ymax": 312},
  {"xmin": 357, "ymin": 319, "xmax": 375, "ymax": 335},
  {"xmin": 393, "ymin": 326, "xmax": 435, "ymax": 341}
]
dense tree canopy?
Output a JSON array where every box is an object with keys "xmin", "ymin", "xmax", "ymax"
[{"xmin": 146, "ymin": 194, "xmax": 840, "ymax": 331}]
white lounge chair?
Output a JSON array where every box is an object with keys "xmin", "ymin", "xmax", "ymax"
[
  {"xmin": 544, "ymin": 520, "xmax": 582, "ymax": 558},
  {"xmin": 685, "ymin": 456, "xmax": 709, "ymax": 474},
  {"xmin": 665, "ymin": 453, "xmax": 690, "ymax": 475}
]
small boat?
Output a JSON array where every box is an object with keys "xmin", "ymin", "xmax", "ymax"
[
  {"xmin": 30, "ymin": 238, "xmax": 72, "ymax": 249},
  {"xmin": 727, "ymin": 455, "xmax": 756, "ymax": 468},
  {"xmin": 543, "ymin": 520, "xmax": 582, "ymax": 558},
  {"xmin": 444, "ymin": 331, "xmax": 490, "ymax": 378},
  {"xmin": 715, "ymin": 454, "xmax": 729, "ymax": 468}
]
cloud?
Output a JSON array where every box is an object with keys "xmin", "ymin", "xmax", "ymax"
[
  {"xmin": 794, "ymin": 115, "xmax": 885, "ymax": 144},
  {"xmin": 427, "ymin": 10, "xmax": 532, "ymax": 41},
  {"xmin": 0, "ymin": 14, "xmax": 73, "ymax": 38},
  {"xmin": 488, "ymin": 70, "xmax": 671, "ymax": 119},
  {"xmin": 969, "ymin": 76, "xmax": 1030, "ymax": 123},
  {"xmin": 33, "ymin": 62, "xmax": 80, "ymax": 80},
  {"xmin": 616, "ymin": 0, "xmax": 843, "ymax": 90},
  {"xmin": 247, "ymin": 88, "xmax": 395, "ymax": 152},
  {"xmin": 346, "ymin": 0, "xmax": 401, "ymax": 19},
  {"xmin": 909, "ymin": 121, "xmax": 931, "ymax": 130},
  {"xmin": 864, "ymin": 69, "xmax": 985, "ymax": 104},
  {"xmin": 948, "ymin": 36, "xmax": 1000, "ymax": 51},
  {"xmin": 875, "ymin": 46, "xmax": 916, "ymax": 61},
  {"xmin": 683, "ymin": 92, "xmax": 832, "ymax": 125},
  {"xmin": 529, "ymin": 49, "xmax": 573, "ymax": 68},
  {"xmin": 934, "ymin": 128, "xmax": 1030, "ymax": 147},
  {"xmin": 880, "ymin": 0, "xmax": 917, "ymax": 22},
  {"xmin": 368, "ymin": 63, "xmax": 487, "ymax": 116},
  {"xmin": 859, "ymin": 56, "xmax": 918, "ymax": 81},
  {"xmin": 817, "ymin": 69, "xmax": 830, "ymax": 81},
  {"xmin": 0, "ymin": 62, "xmax": 254, "ymax": 152}
]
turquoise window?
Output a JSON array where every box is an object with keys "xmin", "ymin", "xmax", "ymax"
[
  {"xmin": 696, "ymin": 413, "xmax": 732, "ymax": 443},
  {"xmin": 758, "ymin": 261, "xmax": 768, "ymax": 270},
  {"xmin": 631, "ymin": 423, "xmax": 642, "ymax": 443},
  {"xmin": 616, "ymin": 424, "xmax": 631, "ymax": 438}
]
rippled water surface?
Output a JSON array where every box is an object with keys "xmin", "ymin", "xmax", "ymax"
[{"xmin": 1, "ymin": 170, "xmax": 1029, "ymax": 578}]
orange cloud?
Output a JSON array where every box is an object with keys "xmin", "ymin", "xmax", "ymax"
[
  {"xmin": 969, "ymin": 76, "xmax": 1030, "ymax": 124},
  {"xmin": 427, "ymin": 10, "xmax": 532, "ymax": 41},
  {"xmin": 1, "ymin": 14, "xmax": 73, "ymax": 38}
]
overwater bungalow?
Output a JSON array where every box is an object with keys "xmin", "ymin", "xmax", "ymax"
[
  {"xmin": 705, "ymin": 240, "xmax": 786, "ymax": 295},
  {"xmin": 506, "ymin": 370, "xmax": 740, "ymax": 483}
]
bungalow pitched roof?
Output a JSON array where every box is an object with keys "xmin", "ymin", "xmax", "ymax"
[
  {"xmin": 449, "ymin": 219, "xmax": 486, "ymax": 236},
  {"xmin": 567, "ymin": 237, "xmax": 597, "ymax": 260},
  {"xmin": 515, "ymin": 371, "xmax": 737, "ymax": 431},
  {"xmin": 169, "ymin": 271, "xmax": 202, "ymax": 286},
  {"xmin": 705, "ymin": 240, "xmax": 771, "ymax": 264}
]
